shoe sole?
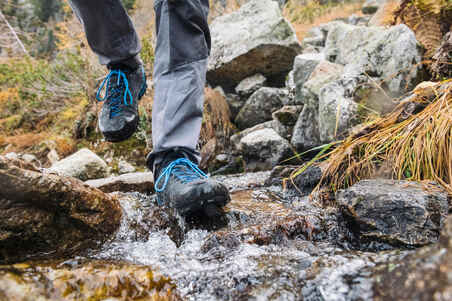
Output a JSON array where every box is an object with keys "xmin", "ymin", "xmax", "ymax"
[
  {"xmin": 176, "ymin": 194, "xmax": 231, "ymax": 216},
  {"xmin": 102, "ymin": 82, "xmax": 147, "ymax": 143}
]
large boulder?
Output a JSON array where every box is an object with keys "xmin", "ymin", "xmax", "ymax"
[
  {"xmin": 0, "ymin": 156, "xmax": 122, "ymax": 264},
  {"xmin": 325, "ymin": 23, "xmax": 423, "ymax": 95},
  {"xmin": 207, "ymin": 0, "xmax": 302, "ymax": 90},
  {"xmin": 236, "ymin": 128, "xmax": 293, "ymax": 171},
  {"xmin": 337, "ymin": 180, "xmax": 449, "ymax": 250},
  {"xmin": 48, "ymin": 148, "xmax": 109, "ymax": 181},
  {"xmin": 235, "ymin": 87, "xmax": 289, "ymax": 130}
]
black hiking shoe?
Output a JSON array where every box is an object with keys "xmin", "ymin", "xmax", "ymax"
[
  {"xmin": 154, "ymin": 157, "xmax": 231, "ymax": 215},
  {"xmin": 96, "ymin": 65, "xmax": 147, "ymax": 142}
]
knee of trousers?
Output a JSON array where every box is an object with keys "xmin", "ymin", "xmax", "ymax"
[{"xmin": 153, "ymin": 0, "xmax": 211, "ymax": 76}]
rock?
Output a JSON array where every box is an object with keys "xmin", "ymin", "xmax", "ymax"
[
  {"xmin": 0, "ymin": 260, "xmax": 177, "ymax": 301},
  {"xmin": 117, "ymin": 160, "xmax": 136, "ymax": 174},
  {"xmin": 291, "ymin": 165, "xmax": 323, "ymax": 194},
  {"xmin": 4, "ymin": 152, "xmax": 18, "ymax": 161},
  {"xmin": 318, "ymin": 76, "xmax": 361, "ymax": 142},
  {"xmin": 207, "ymin": 0, "xmax": 302, "ymax": 90},
  {"xmin": 272, "ymin": 105, "xmax": 303, "ymax": 127},
  {"xmin": 237, "ymin": 128, "xmax": 293, "ymax": 171},
  {"xmin": 21, "ymin": 153, "xmax": 38, "ymax": 164},
  {"xmin": 325, "ymin": 23, "xmax": 423, "ymax": 95},
  {"xmin": 0, "ymin": 156, "xmax": 121, "ymax": 264},
  {"xmin": 46, "ymin": 149, "xmax": 60, "ymax": 164},
  {"xmin": 85, "ymin": 172, "xmax": 154, "ymax": 194},
  {"xmin": 337, "ymin": 180, "xmax": 449, "ymax": 250},
  {"xmin": 293, "ymin": 53, "xmax": 325, "ymax": 104},
  {"xmin": 346, "ymin": 14, "xmax": 371, "ymax": 26},
  {"xmin": 235, "ymin": 87, "xmax": 289, "ymax": 130},
  {"xmin": 373, "ymin": 216, "xmax": 452, "ymax": 300},
  {"xmin": 231, "ymin": 119, "xmax": 292, "ymax": 149},
  {"xmin": 48, "ymin": 148, "xmax": 109, "ymax": 181},
  {"xmin": 362, "ymin": 0, "xmax": 383, "ymax": 14},
  {"xmin": 235, "ymin": 73, "xmax": 267, "ymax": 97},
  {"xmin": 291, "ymin": 61, "xmax": 344, "ymax": 151}
]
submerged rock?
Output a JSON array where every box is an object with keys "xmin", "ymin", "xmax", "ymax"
[
  {"xmin": 0, "ymin": 259, "xmax": 178, "ymax": 301},
  {"xmin": 0, "ymin": 156, "xmax": 121, "ymax": 264},
  {"xmin": 48, "ymin": 148, "xmax": 109, "ymax": 181},
  {"xmin": 207, "ymin": 0, "xmax": 302, "ymax": 90},
  {"xmin": 85, "ymin": 172, "xmax": 155, "ymax": 194},
  {"xmin": 337, "ymin": 180, "xmax": 449, "ymax": 250}
]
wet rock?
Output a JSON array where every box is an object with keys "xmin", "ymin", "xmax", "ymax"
[
  {"xmin": 85, "ymin": 172, "xmax": 154, "ymax": 194},
  {"xmin": 272, "ymin": 105, "xmax": 303, "ymax": 127},
  {"xmin": 337, "ymin": 180, "xmax": 449, "ymax": 250},
  {"xmin": 362, "ymin": 0, "xmax": 383, "ymax": 14},
  {"xmin": 373, "ymin": 216, "xmax": 452, "ymax": 301},
  {"xmin": 291, "ymin": 60, "xmax": 344, "ymax": 151},
  {"xmin": 291, "ymin": 165, "xmax": 323, "ymax": 194},
  {"xmin": 207, "ymin": 0, "xmax": 302, "ymax": 90},
  {"xmin": 48, "ymin": 148, "xmax": 109, "ymax": 181},
  {"xmin": 117, "ymin": 160, "xmax": 136, "ymax": 174},
  {"xmin": 0, "ymin": 156, "xmax": 121, "ymax": 264},
  {"xmin": 235, "ymin": 87, "xmax": 289, "ymax": 130},
  {"xmin": 235, "ymin": 73, "xmax": 267, "ymax": 97},
  {"xmin": 237, "ymin": 128, "xmax": 293, "ymax": 171},
  {"xmin": 325, "ymin": 23, "xmax": 423, "ymax": 95},
  {"xmin": 0, "ymin": 259, "xmax": 178, "ymax": 301}
]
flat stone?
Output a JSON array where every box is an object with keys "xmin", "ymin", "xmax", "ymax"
[
  {"xmin": 48, "ymin": 148, "xmax": 109, "ymax": 181},
  {"xmin": 85, "ymin": 172, "xmax": 154, "ymax": 194}
]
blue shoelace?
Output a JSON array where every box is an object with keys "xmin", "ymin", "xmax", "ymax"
[
  {"xmin": 96, "ymin": 69, "xmax": 133, "ymax": 118},
  {"xmin": 155, "ymin": 158, "xmax": 208, "ymax": 193}
]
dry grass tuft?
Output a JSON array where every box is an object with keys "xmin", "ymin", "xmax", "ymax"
[{"xmin": 301, "ymin": 80, "xmax": 452, "ymax": 195}]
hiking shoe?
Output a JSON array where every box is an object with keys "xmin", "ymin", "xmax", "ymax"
[
  {"xmin": 96, "ymin": 65, "xmax": 147, "ymax": 142},
  {"xmin": 154, "ymin": 158, "xmax": 231, "ymax": 215}
]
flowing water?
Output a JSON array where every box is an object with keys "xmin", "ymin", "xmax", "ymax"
[{"xmin": 81, "ymin": 171, "xmax": 411, "ymax": 300}]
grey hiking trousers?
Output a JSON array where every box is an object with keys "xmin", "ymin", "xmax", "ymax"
[{"xmin": 68, "ymin": 0, "xmax": 211, "ymax": 167}]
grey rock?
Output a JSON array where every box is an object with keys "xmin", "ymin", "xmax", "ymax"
[
  {"xmin": 117, "ymin": 160, "xmax": 136, "ymax": 175},
  {"xmin": 362, "ymin": 0, "xmax": 382, "ymax": 14},
  {"xmin": 325, "ymin": 23, "xmax": 423, "ymax": 95},
  {"xmin": 85, "ymin": 172, "xmax": 154, "ymax": 194},
  {"xmin": 48, "ymin": 148, "xmax": 109, "ymax": 181},
  {"xmin": 231, "ymin": 119, "xmax": 291, "ymax": 149},
  {"xmin": 21, "ymin": 154, "xmax": 38, "ymax": 164},
  {"xmin": 4, "ymin": 153, "xmax": 19, "ymax": 161},
  {"xmin": 291, "ymin": 61, "xmax": 344, "ymax": 150},
  {"xmin": 235, "ymin": 74, "xmax": 267, "ymax": 97},
  {"xmin": 292, "ymin": 165, "xmax": 323, "ymax": 194},
  {"xmin": 272, "ymin": 105, "xmax": 303, "ymax": 127},
  {"xmin": 293, "ymin": 53, "xmax": 326, "ymax": 105},
  {"xmin": 207, "ymin": 0, "xmax": 302, "ymax": 90},
  {"xmin": 235, "ymin": 87, "xmax": 289, "ymax": 130},
  {"xmin": 337, "ymin": 180, "xmax": 449, "ymax": 250},
  {"xmin": 237, "ymin": 128, "xmax": 293, "ymax": 171}
]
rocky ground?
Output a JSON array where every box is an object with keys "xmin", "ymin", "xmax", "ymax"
[{"xmin": 1, "ymin": 0, "xmax": 452, "ymax": 300}]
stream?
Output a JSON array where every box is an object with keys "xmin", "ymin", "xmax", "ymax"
[{"xmin": 77, "ymin": 171, "xmax": 410, "ymax": 300}]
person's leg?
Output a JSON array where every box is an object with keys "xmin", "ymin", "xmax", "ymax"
[
  {"xmin": 147, "ymin": 0, "xmax": 230, "ymax": 214},
  {"xmin": 146, "ymin": 0, "xmax": 211, "ymax": 169},
  {"xmin": 67, "ymin": 0, "xmax": 141, "ymax": 69},
  {"xmin": 68, "ymin": 0, "xmax": 147, "ymax": 142}
]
